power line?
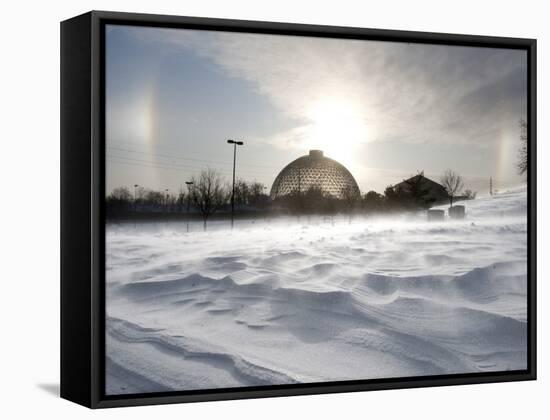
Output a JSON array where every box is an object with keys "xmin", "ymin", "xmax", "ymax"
[
  {"xmin": 107, "ymin": 153, "xmax": 276, "ymax": 178},
  {"xmin": 107, "ymin": 157, "xmax": 229, "ymax": 177},
  {"xmin": 108, "ymin": 154, "xmax": 221, "ymax": 171},
  {"xmin": 107, "ymin": 148, "xmax": 279, "ymax": 176},
  {"xmin": 106, "ymin": 157, "xmax": 272, "ymax": 182},
  {"xmin": 107, "ymin": 140, "xmax": 282, "ymax": 169},
  {"xmin": 108, "ymin": 146, "xmax": 232, "ymax": 167},
  {"xmin": 107, "ymin": 158, "xmax": 240, "ymax": 181}
]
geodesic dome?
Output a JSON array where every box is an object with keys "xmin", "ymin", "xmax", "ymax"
[{"xmin": 270, "ymin": 150, "xmax": 360, "ymax": 200}]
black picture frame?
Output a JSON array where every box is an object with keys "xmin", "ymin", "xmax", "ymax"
[{"xmin": 61, "ymin": 10, "xmax": 537, "ymax": 409}]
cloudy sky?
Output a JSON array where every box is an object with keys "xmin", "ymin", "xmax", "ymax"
[{"xmin": 106, "ymin": 24, "xmax": 527, "ymax": 196}]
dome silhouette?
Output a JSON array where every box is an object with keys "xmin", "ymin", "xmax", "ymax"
[{"xmin": 270, "ymin": 150, "xmax": 360, "ymax": 200}]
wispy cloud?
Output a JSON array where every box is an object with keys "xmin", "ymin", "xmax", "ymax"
[{"xmin": 124, "ymin": 25, "xmax": 526, "ymax": 152}]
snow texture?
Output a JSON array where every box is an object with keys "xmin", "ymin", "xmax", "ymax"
[{"xmin": 106, "ymin": 187, "xmax": 528, "ymax": 395}]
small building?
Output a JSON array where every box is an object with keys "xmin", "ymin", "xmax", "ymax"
[
  {"xmin": 394, "ymin": 172, "xmax": 449, "ymax": 207},
  {"xmin": 427, "ymin": 209, "xmax": 445, "ymax": 221},
  {"xmin": 449, "ymin": 205, "xmax": 466, "ymax": 219}
]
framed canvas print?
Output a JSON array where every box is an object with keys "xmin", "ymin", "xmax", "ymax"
[{"xmin": 60, "ymin": 11, "xmax": 536, "ymax": 408}]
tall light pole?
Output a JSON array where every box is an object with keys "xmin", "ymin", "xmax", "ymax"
[
  {"xmin": 185, "ymin": 181, "xmax": 193, "ymax": 232},
  {"xmin": 133, "ymin": 184, "xmax": 139, "ymax": 212},
  {"xmin": 227, "ymin": 139, "xmax": 244, "ymax": 228}
]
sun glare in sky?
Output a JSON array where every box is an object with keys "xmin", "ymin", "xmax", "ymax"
[{"xmin": 304, "ymin": 97, "xmax": 370, "ymax": 166}]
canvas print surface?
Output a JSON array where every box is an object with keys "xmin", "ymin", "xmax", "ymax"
[{"xmin": 104, "ymin": 24, "xmax": 528, "ymax": 395}]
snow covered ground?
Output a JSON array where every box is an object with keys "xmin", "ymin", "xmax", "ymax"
[{"xmin": 105, "ymin": 186, "xmax": 528, "ymax": 395}]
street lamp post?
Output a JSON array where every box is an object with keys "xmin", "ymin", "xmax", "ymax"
[
  {"xmin": 227, "ymin": 139, "xmax": 244, "ymax": 228},
  {"xmin": 133, "ymin": 184, "xmax": 139, "ymax": 212},
  {"xmin": 185, "ymin": 181, "xmax": 194, "ymax": 232}
]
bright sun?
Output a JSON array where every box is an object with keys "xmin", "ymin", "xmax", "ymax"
[{"xmin": 303, "ymin": 97, "xmax": 369, "ymax": 166}]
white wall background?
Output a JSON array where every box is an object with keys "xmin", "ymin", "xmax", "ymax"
[{"xmin": 0, "ymin": 0, "xmax": 546, "ymax": 417}]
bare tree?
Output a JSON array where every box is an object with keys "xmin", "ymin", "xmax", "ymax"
[
  {"xmin": 233, "ymin": 179, "xmax": 250, "ymax": 208},
  {"xmin": 191, "ymin": 168, "xmax": 228, "ymax": 230},
  {"xmin": 362, "ymin": 190, "xmax": 384, "ymax": 213},
  {"xmin": 517, "ymin": 119, "xmax": 528, "ymax": 175},
  {"xmin": 248, "ymin": 182, "xmax": 269, "ymax": 208},
  {"xmin": 109, "ymin": 187, "xmax": 132, "ymax": 202},
  {"xmin": 176, "ymin": 188, "xmax": 186, "ymax": 209},
  {"xmin": 135, "ymin": 186, "xmax": 147, "ymax": 203},
  {"xmin": 464, "ymin": 189, "xmax": 477, "ymax": 200},
  {"xmin": 106, "ymin": 187, "xmax": 133, "ymax": 214},
  {"xmin": 144, "ymin": 190, "xmax": 165, "ymax": 206},
  {"xmin": 341, "ymin": 185, "xmax": 360, "ymax": 222},
  {"xmin": 441, "ymin": 170, "xmax": 464, "ymax": 207}
]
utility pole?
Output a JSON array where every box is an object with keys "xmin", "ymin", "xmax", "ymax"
[
  {"xmin": 227, "ymin": 139, "xmax": 244, "ymax": 228},
  {"xmin": 490, "ymin": 177, "xmax": 493, "ymax": 197}
]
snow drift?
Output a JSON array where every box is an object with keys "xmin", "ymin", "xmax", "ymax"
[{"xmin": 106, "ymin": 186, "xmax": 528, "ymax": 394}]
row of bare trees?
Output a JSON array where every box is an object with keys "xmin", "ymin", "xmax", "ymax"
[
  {"xmin": 106, "ymin": 169, "xmax": 270, "ymax": 229},
  {"xmin": 107, "ymin": 167, "xmax": 478, "ymax": 226},
  {"xmin": 517, "ymin": 119, "xmax": 528, "ymax": 176},
  {"xmin": 188, "ymin": 169, "xmax": 270, "ymax": 227}
]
